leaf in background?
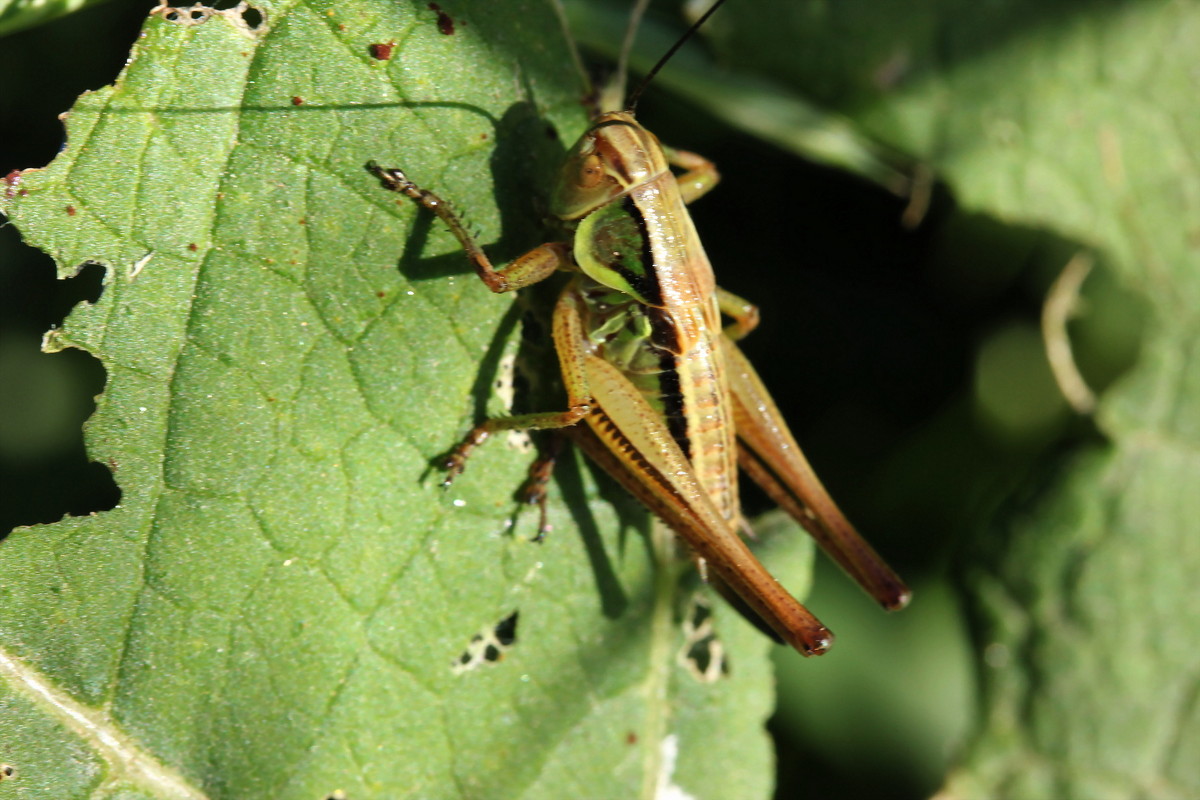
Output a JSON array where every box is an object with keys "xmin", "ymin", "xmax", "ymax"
[
  {"xmin": 0, "ymin": 2, "xmax": 810, "ymax": 797},
  {"xmin": 0, "ymin": 0, "xmax": 105, "ymax": 36},
  {"xmin": 660, "ymin": 0, "xmax": 1198, "ymax": 796},
  {"xmin": 563, "ymin": 0, "xmax": 914, "ymax": 195}
]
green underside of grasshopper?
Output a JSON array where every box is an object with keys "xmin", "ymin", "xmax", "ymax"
[{"xmin": 367, "ymin": 98, "xmax": 909, "ymax": 656}]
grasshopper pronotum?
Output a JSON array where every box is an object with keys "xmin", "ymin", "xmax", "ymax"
[{"xmin": 368, "ymin": 0, "xmax": 909, "ymax": 656}]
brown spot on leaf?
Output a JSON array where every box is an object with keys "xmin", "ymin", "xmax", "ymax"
[
  {"xmin": 2, "ymin": 169, "xmax": 21, "ymax": 198},
  {"xmin": 428, "ymin": 2, "xmax": 455, "ymax": 35},
  {"xmin": 369, "ymin": 41, "xmax": 395, "ymax": 60}
]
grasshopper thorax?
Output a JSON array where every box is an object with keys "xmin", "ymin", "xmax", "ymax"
[{"xmin": 550, "ymin": 111, "xmax": 670, "ymax": 222}]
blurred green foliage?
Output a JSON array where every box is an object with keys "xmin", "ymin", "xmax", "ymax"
[{"xmin": 4, "ymin": 0, "xmax": 1187, "ymax": 798}]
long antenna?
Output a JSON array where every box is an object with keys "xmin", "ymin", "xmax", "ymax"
[{"xmin": 625, "ymin": 0, "xmax": 729, "ymax": 114}]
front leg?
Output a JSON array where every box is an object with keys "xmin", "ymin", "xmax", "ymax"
[
  {"xmin": 367, "ymin": 162, "xmax": 571, "ymax": 292},
  {"xmin": 663, "ymin": 146, "xmax": 720, "ymax": 205}
]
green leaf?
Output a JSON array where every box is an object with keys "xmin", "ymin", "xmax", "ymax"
[
  {"xmin": 0, "ymin": 2, "xmax": 808, "ymax": 797},
  {"xmin": 0, "ymin": 0, "xmax": 106, "ymax": 37},
  {"xmin": 650, "ymin": 0, "xmax": 1199, "ymax": 796}
]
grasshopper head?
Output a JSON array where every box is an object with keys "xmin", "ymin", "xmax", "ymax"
[{"xmin": 550, "ymin": 111, "xmax": 669, "ymax": 221}]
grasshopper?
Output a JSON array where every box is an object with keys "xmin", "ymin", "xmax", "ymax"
[{"xmin": 367, "ymin": 0, "xmax": 909, "ymax": 655}]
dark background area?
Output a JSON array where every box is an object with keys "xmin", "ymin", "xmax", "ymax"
[
  {"xmin": 0, "ymin": 1, "xmax": 150, "ymax": 535},
  {"xmin": 1, "ymin": 3, "xmax": 1142, "ymax": 798}
]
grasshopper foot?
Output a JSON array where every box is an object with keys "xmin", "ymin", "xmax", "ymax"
[
  {"xmin": 522, "ymin": 486, "xmax": 552, "ymax": 544},
  {"xmin": 520, "ymin": 437, "xmax": 562, "ymax": 543},
  {"xmin": 437, "ymin": 426, "xmax": 493, "ymax": 487}
]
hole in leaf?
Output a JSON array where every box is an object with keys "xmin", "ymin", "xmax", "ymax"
[
  {"xmin": 240, "ymin": 4, "xmax": 264, "ymax": 29},
  {"xmin": 688, "ymin": 595, "xmax": 712, "ymax": 630},
  {"xmin": 493, "ymin": 611, "xmax": 518, "ymax": 646},
  {"xmin": 161, "ymin": 5, "xmax": 210, "ymax": 25},
  {"xmin": 0, "ymin": 764, "xmax": 15, "ymax": 780},
  {"xmin": 0, "ymin": 257, "xmax": 120, "ymax": 538},
  {"xmin": 157, "ymin": 2, "xmax": 263, "ymax": 30},
  {"xmin": 451, "ymin": 611, "xmax": 519, "ymax": 674},
  {"xmin": 677, "ymin": 595, "xmax": 728, "ymax": 683}
]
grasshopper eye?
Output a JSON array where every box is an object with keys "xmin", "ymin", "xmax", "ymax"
[
  {"xmin": 579, "ymin": 154, "xmax": 605, "ymax": 188},
  {"xmin": 552, "ymin": 146, "xmax": 623, "ymax": 219}
]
